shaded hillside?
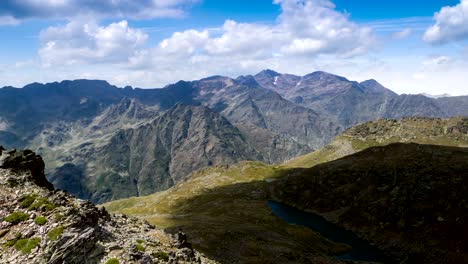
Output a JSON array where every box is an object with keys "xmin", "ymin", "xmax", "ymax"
[
  {"xmin": 272, "ymin": 143, "xmax": 468, "ymax": 264},
  {"xmin": 0, "ymin": 147, "xmax": 213, "ymax": 264}
]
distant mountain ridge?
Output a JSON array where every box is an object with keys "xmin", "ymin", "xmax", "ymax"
[{"xmin": 0, "ymin": 71, "xmax": 467, "ymax": 202}]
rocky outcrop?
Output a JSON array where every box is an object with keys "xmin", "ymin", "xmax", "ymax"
[
  {"xmin": 0, "ymin": 148, "xmax": 53, "ymax": 191},
  {"xmin": 0, "ymin": 147, "xmax": 215, "ymax": 264}
]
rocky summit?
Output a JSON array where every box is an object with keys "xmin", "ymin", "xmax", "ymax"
[{"xmin": 0, "ymin": 147, "xmax": 215, "ymax": 264}]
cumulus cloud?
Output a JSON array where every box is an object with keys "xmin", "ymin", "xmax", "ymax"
[
  {"xmin": 129, "ymin": 0, "xmax": 375, "ymax": 70},
  {"xmin": 39, "ymin": 20, "xmax": 147, "ymax": 66},
  {"xmin": 0, "ymin": 0, "xmax": 199, "ymax": 21},
  {"xmin": 40, "ymin": 0, "xmax": 375, "ymax": 70},
  {"xmin": 424, "ymin": 0, "xmax": 468, "ymax": 44}
]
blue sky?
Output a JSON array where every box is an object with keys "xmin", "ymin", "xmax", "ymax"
[{"xmin": 0, "ymin": 0, "xmax": 467, "ymax": 95}]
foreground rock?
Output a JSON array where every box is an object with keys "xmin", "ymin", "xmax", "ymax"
[{"xmin": 0, "ymin": 147, "xmax": 215, "ymax": 264}]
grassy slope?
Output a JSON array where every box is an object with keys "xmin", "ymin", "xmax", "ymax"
[
  {"xmin": 104, "ymin": 162, "xmax": 349, "ymax": 263},
  {"xmin": 104, "ymin": 117, "xmax": 468, "ymax": 263}
]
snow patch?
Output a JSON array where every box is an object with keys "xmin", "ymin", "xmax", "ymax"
[{"xmin": 273, "ymin": 76, "xmax": 279, "ymax": 86}]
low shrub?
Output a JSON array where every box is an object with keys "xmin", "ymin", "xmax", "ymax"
[
  {"xmin": 47, "ymin": 226, "xmax": 64, "ymax": 241},
  {"xmin": 34, "ymin": 216, "xmax": 47, "ymax": 225},
  {"xmin": 18, "ymin": 194, "xmax": 37, "ymax": 208},
  {"xmin": 4, "ymin": 212, "xmax": 29, "ymax": 224},
  {"xmin": 14, "ymin": 237, "xmax": 41, "ymax": 254},
  {"xmin": 28, "ymin": 198, "xmax": 56, "ymax": 212},
  {"xmin": 152, "ymin": 252, "xmax": 169, "ymax": 261},
  {"xmin": 105, "ymin": 258, "xmax": 120, "ymax": 264}
]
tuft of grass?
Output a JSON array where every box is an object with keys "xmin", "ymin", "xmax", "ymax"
[
  {"xmin": 4, "ymin": 212, "xmax": 29, "ymax": 224},
  {"xmin": 34, "ymin": 216, "xmax": 47, "ymax": 225},
  {"xmin": 47, "ymin": 226, "xmax": 64, "ymax": 241},
  {"xmin": 152, "ymin": 252, "xmax": 169, "ymax": 261},
  {"xmin": 28, "ymin": 198, "xmax": 56, "ymax": 212},
  {"xmin": 14, "ymin": 237, "xmax": 41, "ymax": 254},
  {"xmin": 135, "ymin": 242, "xmax": 145, "ymax": 252},
  {"xmin": 4, "ymin": 233, "xmax": 22, "ymax": 247},
  {"xmin": 105, "ymin": 258, "xmax": 120, "ymax": 264},
  {"xmin": 54, "ymin": 213, "xmax": 64, "ymax": 221},
  {"xmin": 136, "ymin": 239, "xmax": 145, "ymax": 244},
  {"xmin": 18, "ymin": 194, "xmax": 37, "ymax": 208}
]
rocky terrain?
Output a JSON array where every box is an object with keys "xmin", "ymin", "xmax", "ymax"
[
  {"xmin": 45, "ymin": 103, "xmax": 262, "ymax": 203},
  {"xmin": 0, "ymin": 147, "xmax": 214, "ymax": 264},
  {"xmin": 0, "ymin": 72, "xmax": 466, "ymax": 202}
]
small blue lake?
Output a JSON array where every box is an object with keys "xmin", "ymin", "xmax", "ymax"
[{"xmin": 268, "ymin": 200, "xmax": 393, "ymax": 263}]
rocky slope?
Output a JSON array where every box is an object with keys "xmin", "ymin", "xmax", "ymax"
[
  {"xmin": 44, "ymin": 103, "xmax": 260, "ymax": 204},
  {"xmin": 0, "ymin": 147, "xmax": 214, "ymax": 264},
  {"xmin": 271, "ymin": 143, "xmax": 468, "ymax": 264}
]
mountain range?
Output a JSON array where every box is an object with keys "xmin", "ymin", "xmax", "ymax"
[{"xmin": 0, "ymin": 70, "xmax": 467, "ymax": 203}]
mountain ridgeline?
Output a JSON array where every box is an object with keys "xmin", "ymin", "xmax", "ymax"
[{"xmin": 0, "ymin": 70, "xmax": 467, "ymax": 202}]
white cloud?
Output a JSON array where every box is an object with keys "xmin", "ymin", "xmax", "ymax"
[
  {"xmin": 129, "ymin": 0, "xmax": 375, "ymax": 71},
  {"xmin": 424, "ymin": 0, "xmax": 468, "ymax": 44},
  {"xmin": 392, "ymin": 28, "xmax": 412, "ymax": 39},
  {"xmin": 36, "ymin": 0, "xmax": 375, "ymax": 78},
  {"xmin": 275, "ymin": 0, "xmax": 375, "ymax": 57},
  {"xmin": 39, "ymin": 20, "xmax": 147, "ymax": 66},
  {"xmin": 0, "ymin": 0, "xmax": 199, "ymax": 21}
]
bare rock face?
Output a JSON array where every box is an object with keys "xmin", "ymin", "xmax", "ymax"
[
  {"xmin": 0, "ymin": 148, "xmax": 53, "ymax": 191},
  {"xmin": 0, "ymin": 147, "xmax": 215, "ymax": 264}
]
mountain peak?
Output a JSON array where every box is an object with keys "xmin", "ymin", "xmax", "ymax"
[
  {"xmin": 256, "ymin": 69, "xmax": 281, "ymax": 77},
  {"xmin": 303, "ymin": 71, "xmax": 349, "ymax": 82},
  {"xmin": 360, "ymin": 79, "xmax": 397, "ymax": 96}
]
